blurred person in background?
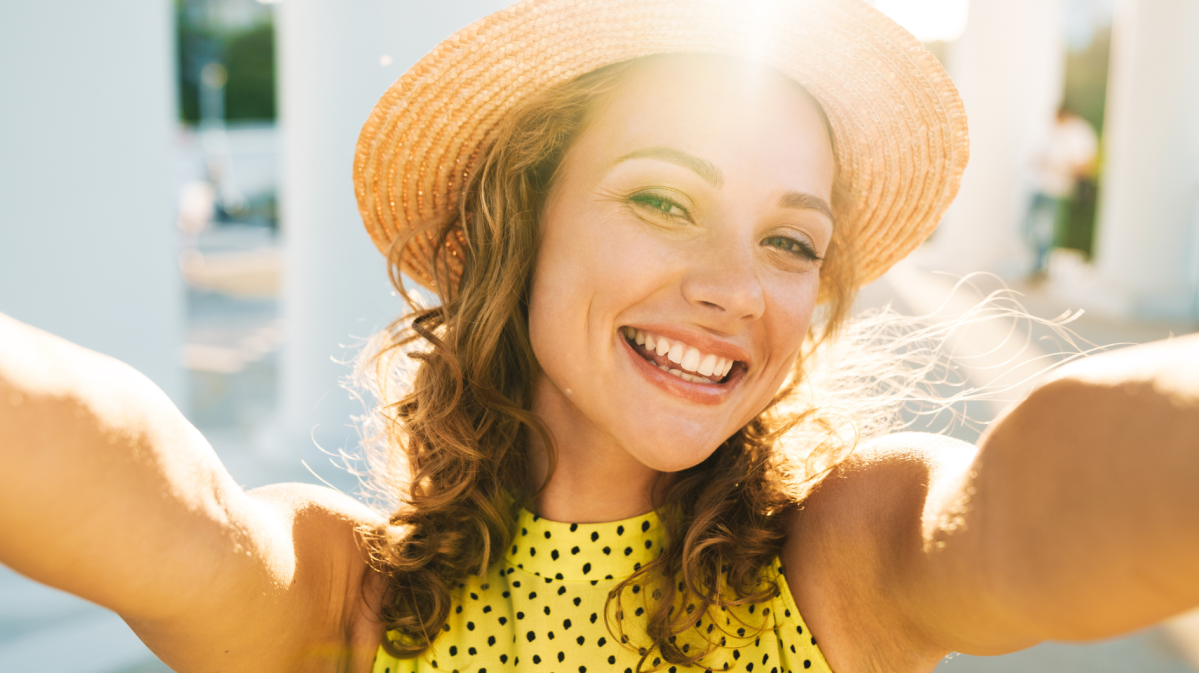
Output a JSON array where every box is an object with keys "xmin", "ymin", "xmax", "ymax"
[
  {"xmin": 1026, "ymin": 105, "xmax": 1099, "ymax": 279},
  {"xmin": 1, "ymin": 1, "xmax": 1197, "ymax": 673}
]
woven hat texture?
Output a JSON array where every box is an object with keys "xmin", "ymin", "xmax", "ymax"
[{"xmin": 353, "ymin": 0, "xmax": 969, "ymax": 291}]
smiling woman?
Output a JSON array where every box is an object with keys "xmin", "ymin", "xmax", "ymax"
[{"xmin": 2, "ymin": 1, "xmax": 1199, "ymax": 673}]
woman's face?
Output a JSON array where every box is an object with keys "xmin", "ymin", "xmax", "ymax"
[{"xmin": 528, "ymin": 55, "xmax": 836, "ymax": 473}]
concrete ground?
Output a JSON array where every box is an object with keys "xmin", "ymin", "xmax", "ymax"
[{"xmin": 1, "ymin": 252, "xmax": 1196, "ymax": 672}]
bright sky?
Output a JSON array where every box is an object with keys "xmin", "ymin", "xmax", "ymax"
[{"xmin": 871, "ymin": 0, "xmax": 971, "ymax": 43}]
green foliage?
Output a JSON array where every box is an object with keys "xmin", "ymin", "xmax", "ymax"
[
  {"xmin": 1063, "ymin": 26, "xmax": 1111, "ymax": 133},
  {"xmin": 176, "ymin": 2, "xmax": 275, "ymax": 123},
  {"xmin": 223, "ymin": 24, "xmax": 275, "ymax": 121},
  {"xmin": 1056, "ymin": 26, "xmax": 1111, "ymax": 258}
]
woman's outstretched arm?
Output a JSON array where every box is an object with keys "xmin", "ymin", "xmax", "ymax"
[
  {"xmin": 0, "ymin": 313, "xmax": 384, "ymax": 672},
  {"xmin": 785, "ymin": 333, "xmax": 1199, "ymax": 671}
]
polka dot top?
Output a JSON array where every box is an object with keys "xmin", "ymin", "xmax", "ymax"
[{"xmin": 372, "ymin": 508, "xmax": 832, "ymax": 673}]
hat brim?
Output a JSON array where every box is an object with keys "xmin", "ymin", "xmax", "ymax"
[{"xmin": 353, "ymin": 0, "xmax": 968, "ymax": 291}]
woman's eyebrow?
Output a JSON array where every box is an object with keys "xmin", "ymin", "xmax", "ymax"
[
  {"xmin": 779, "ymin": 190, "xmax": 835, "ymax": 224},
  {"xmin": 615, "ymin": 146, "xmax": 833, "ymax": 223},
  {"xmin": 614, "ymin": 147, "xmax": 724, "ymax": 188}
]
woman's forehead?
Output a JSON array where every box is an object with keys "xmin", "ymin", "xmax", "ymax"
[{"xmin": 577, "ymin": 54, "xmax": 836, "ymax": 195}]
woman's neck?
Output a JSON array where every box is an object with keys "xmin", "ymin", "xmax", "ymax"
[{"xmin": 526, "ymin": 377, "xmax": 666, "ymax": 523}]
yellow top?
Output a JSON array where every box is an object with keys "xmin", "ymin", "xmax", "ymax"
[{"xmin": 373, "ymin": 508, "xmax": 832, "ymax": 673}]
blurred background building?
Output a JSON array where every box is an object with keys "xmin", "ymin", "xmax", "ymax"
[{"xmin": 0, "ymin": 0, "xmax": 1196, "ymax": 671}]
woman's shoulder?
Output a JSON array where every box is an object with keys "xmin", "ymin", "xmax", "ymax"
[
  {"xmin": 778, "ymin": 432, "xmax": 978, "ymax": 672},
  {"xmin": 244, "ymin": 482, "xmax": 389, "ymax": 673}
]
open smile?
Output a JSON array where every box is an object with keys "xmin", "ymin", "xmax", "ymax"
[{"xmin": 618, "ymin": 326, "xmax": 748, "ymax": 404}]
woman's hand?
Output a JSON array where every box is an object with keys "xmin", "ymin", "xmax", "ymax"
[
  {"xmin": 0, "ymin": 313, "xmax": 384, "ymax": 673},
  {"xmin": 785, "ymin": 333, "xmax": 1199, "ymax": 672}
]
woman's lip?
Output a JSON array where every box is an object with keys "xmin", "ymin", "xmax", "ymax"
[
  {"xmin": 619, "ymin": 333, "xmax": 743, "ymax": 406},
  {"xmin": 621, "ymin": 323, "xmax": 751, "ymax": 368}
]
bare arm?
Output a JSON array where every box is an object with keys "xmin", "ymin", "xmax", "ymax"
[
  {"xmin": 786, "ymin": 334, "xmax": 1199, "ymax": 670},
  {"xmin": 0, "ymin": 313, "xmax": 384, "ymax": 672}
]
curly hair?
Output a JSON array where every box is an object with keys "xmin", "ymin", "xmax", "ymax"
[{"xmin": 361, "ymin": 56, "xmax": 864, "ymax": 669}]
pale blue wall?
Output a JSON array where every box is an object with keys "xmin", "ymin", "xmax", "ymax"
[{"xmin": 0, "ymin": 0, "xmax": 183, "ymax": 405}]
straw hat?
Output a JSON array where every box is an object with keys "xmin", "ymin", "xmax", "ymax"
[{"xmin": 353, "ymin": 0, "xmax": 968, "ymax": 291}]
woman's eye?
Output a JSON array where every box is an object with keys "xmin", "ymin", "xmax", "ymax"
[
  {"xmin": 630, "ymin": 193, "xmax": 688, "ymax": 218},
  {"xmin": 763, "ymin": 235, "xmax": 822, "ymax": 262}
]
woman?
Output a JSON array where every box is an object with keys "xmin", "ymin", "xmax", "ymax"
[{"xmin": 1, "ymin": 1, "xmax": 1197, "ymax": 672}]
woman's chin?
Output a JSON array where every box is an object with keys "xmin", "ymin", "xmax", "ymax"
[{"xmin": 624, "ymin": 435, "xmax": 724, "ymax": 474}]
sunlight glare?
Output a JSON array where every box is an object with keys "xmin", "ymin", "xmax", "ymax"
[{"xmin": 872, "ymin": 0, "xmax": 970, "ymax": 43}]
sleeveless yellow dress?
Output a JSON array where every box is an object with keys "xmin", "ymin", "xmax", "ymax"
[{"xmin": 373, "ymin": 508, "xmax": 832, "ymax": 673}]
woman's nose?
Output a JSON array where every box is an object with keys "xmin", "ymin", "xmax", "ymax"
[{"xmin": 679, "ymin": 239, "xmax": 766, "ymax": 323}]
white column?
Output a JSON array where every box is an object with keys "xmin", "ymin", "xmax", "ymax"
[
  {"xmin": 274, "ymin": 0, "xmax": 511, "ymax": 467},
  {"xmin": 1089, "ymin": 0, "xmax": 1199, "ymax": 319},
  {"xmin": 0, "ymin": 0, "xmax": 182, "ymax": 404},
  {"xmin": 922, "ymin": 0, "xmax": 1066, "ymax": 278}
]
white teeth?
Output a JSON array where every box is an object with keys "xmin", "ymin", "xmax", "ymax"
[
  {"xmin": 680, "ymin": 347, "xmax": 701, "ymax": 372},
  {"xmin": 656, "ymin": 337, "xmax": 671, "ymax": 357},
  {"xmin": 667, "ymin": 342, "xmax": 686, "ymax": 364},
  {"xmin": 635, "ymin": 329, "xmax": 740, "ymax": 382}
]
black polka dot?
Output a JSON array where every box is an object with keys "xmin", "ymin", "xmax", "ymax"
[
  {"xmin": 582, "ymin": 563, "xmax": 592, "ymax": 575},
  {"xmin": 498, "ymin": 616, "xmax": 507, "ymax": 625},
  {"xmin": 558, "ymin": 652, "xmax": 565, "ymax": 662},
  {"xmin": 466, "ymin": 622, "xmax": 475, "ymax": 631},
  {"xmin": 558, "ymin": 586, "xmax": 567, "ymax": 595},
  {"xmin": 469, "ymin": 647, "xmax": 477, "ymax": 655},
  {"xmin": 616, "ymin": 525, "xmax": 624, "ymax": 535},
  {"xmin": 598, "ymin": 637, "xmax": 606, "ymax": 647},
  {"xmin": 532, "ymin": 655, "xmax": 541, "ymax": 664},
  {"xmin": 527, "ymin": 631, "xmax": 536, "ymax": 642},
  {"xmin": 482, "ymin": 605, "xmax": 491, "ymax": 613},
  {"xmin": 529, "ymin": 591, "xmax": 537, "ymax": 600},
  {"xmin": 449, "ymin": 646, "xmax": 458, "ymax": 656},
  {"xmin": 571, "ymin": 546, "xmax": 581, "ymax": 555},
  {"xmin": 516, "ymin": 612, "xmax": 525, "ymax": 620},
  {"xmin": 804, "ymin": 661, "xmax": 811, "ymax": 669},
  {"xmin": 573, "ymin": 597, "xmax": 582, "ymax": 606},
  {"xmin": 564, "ymin": 619, "xmax": 572, "ymax": 629},
  {"xmin": 645, "ymin": 539, "xmax": 653, "ymax": 549},
  {"xmin": 521, "ymin": 527, "xmax": 528, "ymax": 536},
  {"xmin": 544, "ymin": 531, "xmax": 551, "ymax": 539},
  {"xmin": 641, "ymin": 521, "xmax": 650, "ymax": 532},
  {"xmin": 590, "ymin": 612, "xmax": 598, "ymax": 623},
  {"xmin": 551, "ymin": 549, "xmax": 560, "ymax": 560},
  {"xmin": 499, "ymin": 655, "xmax": 508, "ymax": 664},
  {"xmin": 608, "ymin": 656, "xmax": 617, "ymax": 664},
  {"xmin": 488, "ymin": 635, "xmax": 496, "ymax": 646},
  {"xmin": 544, "ymin": 606, "xmax": 551, "ymax": 615},
  {"xmin": 602, "ymin": 546, "xmax": 611, "ymax": 555},
  {"xmin": 529, "ymin": 547, "xmax": 536, "ymax": 556},
  {"xmin": 624, "ymin": 547, "xmax": 633, "ymax": 556},
  {"xmin": 577, "ymin": 635, "xmax": 585, "ymax": 645}
]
